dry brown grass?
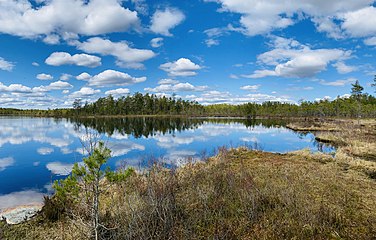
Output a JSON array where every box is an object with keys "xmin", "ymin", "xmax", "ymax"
[
  {"xmin": 289, "ymin": 118, "xmax": 376, "ymax": 179},
  {"xmin": 2, "ymin": 147, "xmax": 375, "ymax": 239}
]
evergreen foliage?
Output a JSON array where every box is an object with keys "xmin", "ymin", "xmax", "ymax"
[{"xmin": 1, "ymin": 83, "xmax": 375, "ymax": 118}]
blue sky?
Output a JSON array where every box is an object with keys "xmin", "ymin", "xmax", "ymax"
[{"xmin": 0, "ymin": 0, "xmax": 375, "ymax": 109}]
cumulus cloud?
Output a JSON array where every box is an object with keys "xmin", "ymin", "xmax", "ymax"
[
  {"xmin": 76, "ymin": 72, "xmax": 92, "ymax": 81},
  {"xmin": 32, "ymin": 81, "xmax": 73, "ymax": 92},
  {"xmin": 83, "ymin": 70, "xmax": 146, "ymax": 87},
  {"xmin": 46, "ymin": 162, "xmax": 74, "ymax": 176},
  {"xmin": 319, "ymin": 78, "xmax": 357, "ymax": 86},
  {"xmin": 158, "ymin": 79, "xmax": 179, "ymax": 85},
  {"xmin": 145, "ymin": 82, "xmax": 208, "ymax": 93},
  {"xmin": 60, "ymin": 73, "xmax": 72, "ymax": 81},
  {"xmin": 240, "ymin": 85, "xmax": 260, "ymax": 91},
  {"xmin": 108, "ymin": 141, "xmax": 145, "ymax": 157},
  {"xmin": 0, "ymin": 57, "xmax": 14, "ymax": 71},
  {"xmin": 332, "ymin": 61, "xmax": 357, "ymax": 74},
  {"xmin": 0, "ymin": 0, "xmax": 140, "ymax": 39},
  {"xmin": 191, "ymin": 90, "xmax": 293, "ymax": 105},
  {"xmin": 36, "ymin": 73, "xmax": 53, "ymax": 80},
  {"xmin": 287, "ymin": 86, "xmax": 314, "ymax": 91},
  {"xmin": 0, "ymin": 82, "xmax": 32, "ymax": 93},
  {"xmin": 206, "ymin": 0, "xmax": 373, "ymax": 38},
  {"xmin": 47, "ymin": 81, "xmax": 73, "ymax": 90},
  {"xmin": 105, "ymin": 88, "xmax": 130, "ymax": 96},
  {"xmin": 341, "ymin": 6, "xmax": 376, "ymax": 38},
  {"xmin": 150, "ymin": 8, "xmax": 185, "ymax": 36},
  {"xmin": 150, "ymin": 37, "xmax": 163, "ymax": 48},
  {"xmin": 69, "ymin": 87, "xmax": 100, "ymax": 99},
  {"xmin": 77, "ymin": 37, "xmax": 155, "ymax": 69},
  {"xmin": 246, "ymin": 37, "xmax": 352, "ymax": 78},
  {"xmin": 0, "ymin": 157, "xmax": 14, "ymax": 171},
  {"xmin": 160, "ymin": 58, "xmax": 202, "ymax": 77},
  {"xmin": 364, "ymin": 37, "xmax": 376, "ymax": 46},
  {"xmin": 45, "ymin": 52, "xmax": 101, "ymax": 68},
  {"xmin": 315, "ymin": 96, "xmax": 332, "ymax": 102},
  {"xmin": 43, "ymin": 34, "xmax": 60, "ymax": 44},
  {"xmin": 37, "ymin": 147, "xmax": 54, "ymax": 155}
]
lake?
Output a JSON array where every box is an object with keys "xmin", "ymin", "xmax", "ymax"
[{"xmin": 0, "ymin": 116, "xmax": 333, "ymax": 211}]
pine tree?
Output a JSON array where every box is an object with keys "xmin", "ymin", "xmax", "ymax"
[
  {"xmin": 371, "ymin": 75, "xmax": 376, "ymax": 93},
  {"xmin": 351, "ymin": 80, "xmax": 364, "ymax": 123}
]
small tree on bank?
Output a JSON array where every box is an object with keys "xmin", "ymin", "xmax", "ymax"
[
  {"xmin": 54, "ymin": 141, "xmax": 110, "ymax": 239},
  {"xmin": 351, "ymin": 80, "xmax": 364, "ymax": 124}
]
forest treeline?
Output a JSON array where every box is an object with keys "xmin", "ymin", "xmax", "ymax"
[{"xmin": 1, "ymin": 81, "xmax": 376, "ymax": 118}]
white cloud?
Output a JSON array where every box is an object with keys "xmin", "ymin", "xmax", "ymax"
[
  {"xmin": 43, "ymin": 34, "xmax": 60, "ymax": 44},
  {"xmin": 158, "ymin": 79, "xmax": 179, "ymax": 85},
  {"xmin": 0, "ymin": 157, "xmax": 14, "ymax": 171},
  {"xmin": 32, "ymin": 62, "xmax": 39, "ymax": 67},
  {"xmin": 203, "ymin": 27, "xmax": 230, "ymax": 47},
  {"xmin": 32, "ymin": 81, "xmax": 73, "ymax": 92},
  {"xmin": 47, "ymin": 81, "xmax": 73, "ymax": 90},
  {"xmin": 69, "ymin": 87, "xmax": 100, "ymax": 99},
  {"xmin": 85, "ymin": 70, "xmax": 146, "ymax": 87},
  {"xmin": 0, "ymin": 82, "xmax": 32, "ymax": 93},
  {"xmin": 45, "ymin": 52, "xmax": 101, "ymax": 68},
  {"xmin": 0, "ymin": 0, "xmax": 140, "ymax": 39},
  {"xmin": 247, "ymin": 36, "xmax": 352, "ymax": 78},
  {"xmin": 0, "ymin": 190, "xmax": 44, "ymax": 211},
  {"xmin": 145, "ymin": 82, "xmax": 208, "ymax": 93},
  {"xmin": 332, "ymin": 61, "xmax": 357, "ymax": 74},
  {"xmin": 150, "ymin": 37, "xmax": 164, "ymax": 48},
  {"xmin": 364, "ymin": 37, "xmax": 376, "ymax": 46},
  {"xmin": 130, "ymin": 0, "xmax": 149, "ymax": 15},
  {"xmin": 312, "ymin": 16, "xmax": 344, "ymax": 39},
  {"xmin": 150, "ymin": 8, "xmax": 185, "ymax": 36},
  {"xmin": 338, "ymin": 93, "xmax": 351, "ymax": 99},
  {"xmin": 240, "ymin": 136, "xmax": 258, "ymax": 143},
  {"xmin": 319, "ymin": 78, "xmax": 356, "ymax": 86},
  {"xmin": 76, "ymin": 72, "xmax": 92, "ymax": 81},
  {"xmin": 36, "ymin": 73, "xmax": 53, "ymax": 80},
  {"xmin": 315, "ymin": 96, "xmax": 332, "ymax": 102},
  {"xmin": 37, "ymin": 147, "xmax": 54, "ymax": 155},
  {"xmin": 207, "ymin": 0, "xmax": 373, "ymax": 38},
  {"xmin": 191, "ymin": 90, "xmax": 293, "ymax": 105},
  {"xmin": 204, "ymin": 27, "xmax": 228, "ymax": 38},
  {"xmin": 240, "ymin": 85, "xmax": 260, "ymax": 91},
  {"xmin": 46, "ymin": 162, "xmax": 74, "ymax": 176},
  {"xmin": 341, "ymin": 6, "xmax": 376, "ymax": 38},
  {"xmin": 60, "ymin": 73, "xmax": 72, "ymax": 81},
  {"xmin": 287, "ymin": 86, "xmax": 314, "ymax": 91},
  {"xmin": 205, "ymin": 39, "xmax": 220, "ymax": 47},
  {"xmin": 0, "ymin": 57, "xmax": 14, "ymax": 71},
  {"xmin": 108, "ymin": 141, "xmax": 145, "ymax": 157},
  {"xmin": 241, "ymin": 70, "xmax": 277, "ymax": 79},
  {"xmin": 160, "ymin": 58, "xmax": 202, "ymax": 77},
  {"xmin": 105, "ymin": 88, "xmax": 130, "ymax": 96},
  {"xmin": 77, "ymin": 37, "xmax": 155, "ymax": 69}
]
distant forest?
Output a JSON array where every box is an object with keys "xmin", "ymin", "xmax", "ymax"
[{"xmin": 1, "ymin": 80, "xmax": 376, "ymax": 118}]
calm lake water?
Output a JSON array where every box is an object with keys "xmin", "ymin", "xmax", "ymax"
[{"xmin": 0, "ymin": 116, "xmax": 333, "ymax": 211}]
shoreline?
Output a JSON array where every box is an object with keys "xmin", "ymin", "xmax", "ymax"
[{"xmin": 0, "ymin": 204, "xmax": 43, "ymax": 225}]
